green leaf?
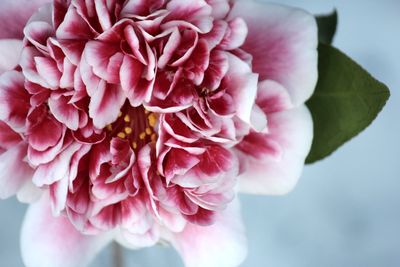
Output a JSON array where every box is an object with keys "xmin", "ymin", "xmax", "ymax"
[
  {"xmin": 305, "ymin": 43, "xmax": 390, "ymax": 164},
  {"xmin": 316, "ymin": 10, "xmax": 338, "ymax": 44}
]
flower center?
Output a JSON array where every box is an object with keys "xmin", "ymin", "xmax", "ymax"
[{"xmin": 106, "ymin": 104, "xmax": 158, "ymax": 150}]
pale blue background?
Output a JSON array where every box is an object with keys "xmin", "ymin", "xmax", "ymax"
[{"xmin": 1, "ymin": 1, "xmax": 399, "ymax": 266}]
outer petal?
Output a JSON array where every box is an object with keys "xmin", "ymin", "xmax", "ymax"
[
  {"xmin": 237, "ymin": 105, "xmax": 313, "ymax": 195},
  {"xmin": 0, "ymin": 39, "xmax": 23, "ymax": 74},
  {"xmin": 229, "ymin": 1, "xmax": 318, "ymax": 105},
  {"xmin": 21, "ymin": 194, "xmax": 113, "ymax": 267},
  {"xmin": 0, "ymin": 70, "xmax": 31, "ymax": 131},
  {"xmin": 0, "ymin": 143, "xmax": 33, "ymax": 199},
  {"xmin": 0, "ymin": 0, "xmax": 51, "ymax": 39},
  {"xmin": 168, "ymin": 199, "xmax": 247, "ymax": 267}
]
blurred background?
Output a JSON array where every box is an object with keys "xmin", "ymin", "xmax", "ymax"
[{"xmin": 1, "ymin": 0, "xmax": 399, "ymax": 266}]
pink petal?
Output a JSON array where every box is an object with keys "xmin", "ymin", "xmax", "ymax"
[
  {"xmin": 27, "ymin": 106, "xmax": 64, "ymax": 152},
  {"xmin": 0, "ymin": 39, "xmax": 23, "ymax": 74},
  {"xmin": 0, "ymin": 0, "xmax": 51, "ymax": 39},
  {"xmin": 169, "ymin": 199, "xmax": 247, "ymax": 267},
  {"xmin": 229, "ymin": 1, "xmax": 318, "ymax": 105},
  {"xmin": 165, "ymin": 0, "xmax": 213, "ymax": 33},
  {"xmin": 48, "ymin": 94, "xmax": 80, "ymax": 130},
  {"xmin": 121, "ymin": 0, "xmax": 165, "ymax": 17},
  {"xmin": 21, "ymin": 194, "xmax": 113, "ymax": 267},
  {"xmin": 88, "ymin": 81, "xmax": 126, "ymax": 129},
  {"xmin": 94, "ymin": 0, "xmax": 112, "ymax": 31},
  {"xmin": 119, "ymin": 55, "xmax": 151, "ymax": 107},
  {"xmin": 0, "ymin": 71, "xmax": 30, "ymax": 131},
  {"xmin": 56, "ymin": 4, "xmax": 94, "ymax": 40},
  {"xmin": 163, "ymin": 148, "xmax": 201, "ymax": 181},
  {"xmin": 237, "ymin": 105, "xmax": 313, "ymax": 195},
  {"xmin": 34, "ymin": 57, "xmax": 62, "ymax": 88},
  {"xmin": 0, "ymin": 143, "xmax": 33, "ymax": 199},
  {"xmin": 16, "ymin": 180, "xmax": 43, "ymax": 203},
  {"xmin": 158, "ymin": 29, "xmax": 181, "ymax": 69},
  {"xmin": 84, "ymin": 41, "xmax": 123, "ymax": 84},
  {"xmin": 23, "ymin": 21, "xmax": 54, "ymax": 53},
  {"xmin": 223, "ymin": 53, "xmax": 258, "ymax": 124},
  {"xmin": 206, "ymin": 0, "xmax": 230, "ymax": 20},
  {"xmin": 0, "ymin": 121, "xmax": 22, "ymax": 150},
  {"xmin": 202, "ymin": 49, "xmax": 228, "ymax": 90},
  {"xmin": 202, "ymin": 20, "xmax": 228, "ymax": 50},
  {"xmin": 27, "ymin": 128, "xmax": 68, "ymax": 166},
  {"xmin": 219, "ymin": 17, "xmax": 248, "ymax": 50},
  {"xmin": 256, "ymin": 80, "xmax": 293, "ymax": 114},
  {"xmin": 32, "ymin": 142, "xmax": 82, "ymax": 187},
  {"xmin": 184, "ymin": 39, "xmax": 210, "ymax": 86}
]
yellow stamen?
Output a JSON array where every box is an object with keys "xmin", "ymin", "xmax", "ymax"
[
  {"xmin": 148, "ymin": 113, "xmax": 157, "ymax": 127},
  {"xmin": 107, "ymin": 124, "xmax": 113, "ymax": 131},
  {"xmin": 139, "ymin": 132, "xmax": 146, "ymax": 140},
  {"xmin": 118, "ymin": 112, "xmax": 122, "ymax": 117},
  {"xmin": 117, "ymin": 132, "xmax": 126, "ymax": 139},
  {"xmin": 151, "ymin": 133, "xmax": 157, "ymax": 142},
  {"xmin": 145, "ymin": 127, "xmax": 152, "ymax": 135},
  {"xmin": 125, "ymin": 127, "xmax": 133, "ymax": 134},
  {"xmin": 132, "ymin": 142, "xmax": 137, "ymax": 149},
  {"xmin": 124, "ymin": 114, "xmax": 130, "ymax": 123}
]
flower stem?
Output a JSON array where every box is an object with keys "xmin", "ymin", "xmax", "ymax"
[{"xmin": 112, "ymin": 242, "xmax": 124, "ymax": 267}]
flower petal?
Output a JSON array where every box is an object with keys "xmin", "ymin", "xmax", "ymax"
[
  {"xmin": 0, "ymin": 143, "xmax": 33, "ymax": 199},
  {"xmin": 0, "ymin": 39, "xmax": 23, "ymax": 74},
  {"xmin": 229, "ymin": 1, "xmax": 318, "ymax": 105},
  {"xmin": 0, "ymin": 120, "xmax": 22, "ymax": 150},
  {"xmin": 237, "ymin": 105, "xmax": 313, "ymax": 195},
  {"xmin": 0, "ymin": 0, "xmax": 51, "ymax": 39},
  {"xmin": 0, "ymin": 70, "xmax": 30, "ymax": 132},
  {"xmin": 88, "ymin": 81, "xmax": 126, "ymax": 129},
  {"xmin": 169, "ymin": 199, "xmax": 247, "ymax": 267},
  {"xmin": 21, "ymin": 193, "xmax": 113, "ymax": 267},
  {"xmin": 224, "ymin": 53, "xmax": 258, "ymax": 125}
]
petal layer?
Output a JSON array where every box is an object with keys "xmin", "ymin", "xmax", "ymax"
[
  {"xmin": 169, "ymin": 199, "xmax": 247, "ymax": 267},
  {"xmin": 0, "ymin": 39, "xmax": 23, "ymax": 74},
  {"xmin": 229, "ymin": 1, "xmax": 318, "ymax": 105},
  {"xmin": 0, "ymin": 0, "xmax": 51, "ymax": 39},
  {"xmin": 21, "ymin": 194, "xmax": 113, "ymax": 267},
  {"xmin": 237, "ymin": 104, "xmax": 313, "ymax": 195}
]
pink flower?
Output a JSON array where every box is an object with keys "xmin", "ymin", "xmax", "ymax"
[{"xmin": 0, "ymin": 0, "xmax": 317, "ymax": 267}]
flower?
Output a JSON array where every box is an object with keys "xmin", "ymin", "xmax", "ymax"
[{"xmin": 0, "ymin": 0, "xmax": 317, "ymax": 267}]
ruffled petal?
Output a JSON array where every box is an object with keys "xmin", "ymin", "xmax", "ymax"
[
  {"xmin": 88, "ymin": 81, "xmax": 126, "ymax": 129},
  {"xmin": 169, "ymin": 199, "xmax": 247, "ymax": 267},
  {"xmin": 0, "ymin": 0, "xmax": 51, "ymax": 39},
  {"xmin": 229, "ymin": 1, "xmax": 318, "ymax": 105},
  {"xmin": 224, "ymin": 53, "xmax": 258, "ymax": 125},
  {"xmin": 21, "ymin": 194, "xmax": 113, "ymax": 267}
]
